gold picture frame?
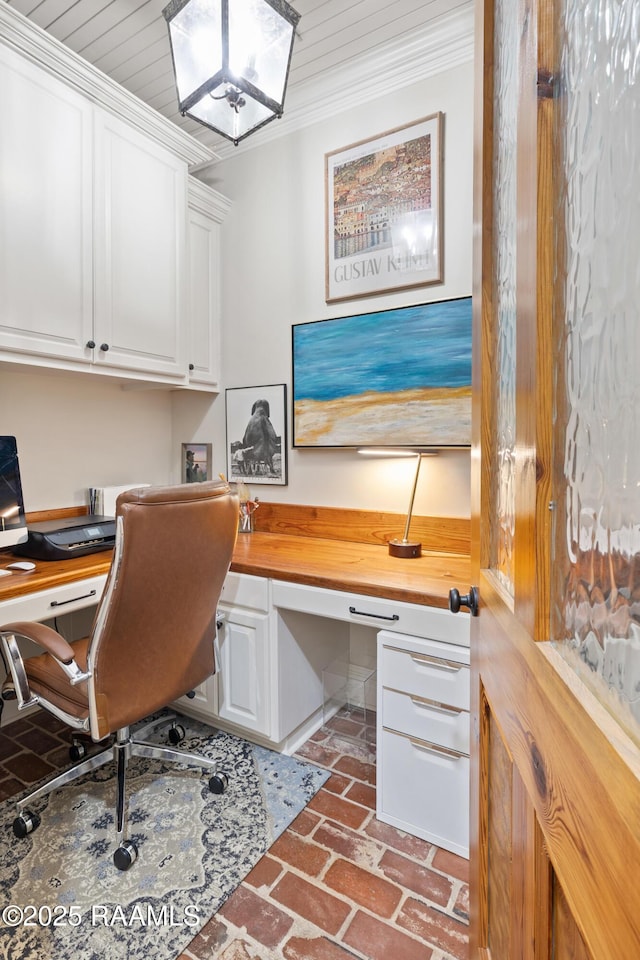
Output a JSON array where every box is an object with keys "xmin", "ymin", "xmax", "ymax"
[{"xmin": 325, "ymin": 113, "xmax": 443, "ymax": 303}]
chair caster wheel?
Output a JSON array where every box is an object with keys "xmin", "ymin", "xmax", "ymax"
[
  {"xmin": 168, "ymin": 724, "xmax": 185, "ymax": 746},
  {"xmin": 13, "ymin": 810, "xmax": 40, "ymax": 838},
  {"xmin": 70, "ymin": 740, "xmax": 87, "ymax": 762},
  {"xmin": 113, "ymin": 841, "xmax": 138, "ymax": 871},
  {"xmin": 209, "ymin": 772, "xmax": 228, "ymax": 794}
]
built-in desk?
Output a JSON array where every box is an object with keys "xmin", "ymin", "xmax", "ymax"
[
  {"xmin": 0, "ymin": 531, "xmax": 470, "ymax": 609},
  {"xmin": 0, "ymin": 528, "xmax": 472, "ymax": 857}
]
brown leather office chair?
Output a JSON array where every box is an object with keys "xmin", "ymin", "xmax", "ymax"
[{"xmin": 0, "ymin": 481, "xmax": 238, "ymax": 870}]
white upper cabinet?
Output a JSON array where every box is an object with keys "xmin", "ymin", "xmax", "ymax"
[
  {"xmin": 186, "ymin": 180, "xmax": 232, "ymax": 389},
  {"xmin": 0, "ymin": 44, "xmax": 93, "ymax": 364},
  {"xmin": 93, "ymin": 111, "xmax": 187, "ymax": 379},
  {"xmin": 0, "ymin": 3, "xmax": 225, "ymax": 388}
]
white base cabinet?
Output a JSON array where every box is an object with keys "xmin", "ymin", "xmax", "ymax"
[
  {"xmin": 376, "ymin": 630, "xmax": 470, "ymax": 858},
  {"xmin": 172, "ymin": 573, "xmax": 471, "ymax": 857},
  {"xmin": 216, "ymin": 605, "xmax": 271, "ymax": 737}
]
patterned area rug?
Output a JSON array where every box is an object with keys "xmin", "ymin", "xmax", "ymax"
[{"xmin": 0, "ymin": 715, "xmax": 329, "ymax": 960}]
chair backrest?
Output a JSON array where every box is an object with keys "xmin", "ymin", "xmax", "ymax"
[{"xmin": 86, "ymin": 482, "xmax": 238, "ymax": 740}]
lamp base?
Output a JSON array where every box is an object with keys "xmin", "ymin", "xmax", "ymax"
[{"xmin": 388, "ymin": 539, "xmax": 422, "ymax": 559}]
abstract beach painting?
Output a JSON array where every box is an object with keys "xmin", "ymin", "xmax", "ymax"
[{"xmin": 292, "ymin": 297, "xmax": 472, "ymax": 448}]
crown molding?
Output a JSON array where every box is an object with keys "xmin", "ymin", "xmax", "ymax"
[
  {"xmin": 208, "ymin": 5, "xmax": 475, "ymax": 163},
  {"xmin": 188, "ymin": 177, "xmax": 233, "ymax": 222},
  {"xmin": 0, "ymin": 1, "xmax": 215, "ymax": 167}
]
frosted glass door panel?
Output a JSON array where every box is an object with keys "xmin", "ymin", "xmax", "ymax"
[
  {"xmin": 552, "ymin": 0, "xmax": 640, "ymax": 742},
  {"xmin": 489, "ymin": 0, "xmax": 518, "ymax": 597}
]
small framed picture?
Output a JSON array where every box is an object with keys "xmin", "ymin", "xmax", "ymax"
[
  {"xmin": 225, "ymin": 384, "xmax": 288, "ymax": 485},
  {"xmin": 181, "ymin": 442, "xmax": 212, "ymax": 483}
]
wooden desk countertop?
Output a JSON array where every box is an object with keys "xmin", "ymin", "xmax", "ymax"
[{"xmin": 0, "ymin": 533, "xmax": 470, "ymax": 612}]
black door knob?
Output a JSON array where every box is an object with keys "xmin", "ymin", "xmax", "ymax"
[
  {"xmin": 449, "ymin": 586, "xmax": 480, "ymax": 617},
  {"xmin": 99, "ymin": 343, "xmax": 109, "ymax": 352},
  {"xmin": 86, "ymin": 340, "xmax": 96, "ymax": 349}
]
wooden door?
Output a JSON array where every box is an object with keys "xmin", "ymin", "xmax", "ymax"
[{"xmin": 468, "ymin": 1, "xmax": 640, "ymax": 958}]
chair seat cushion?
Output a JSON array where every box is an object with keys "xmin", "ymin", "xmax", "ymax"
[{"xmin": 25, "ymin": 637, "xmax": 90, "ymax": 721}]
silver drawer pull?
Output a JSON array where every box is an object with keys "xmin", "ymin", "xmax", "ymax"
[
  {"xmin": 384, "ymin": 726, "xmax": 466, "ymax": 759},
  {"xmin": 409, "ymin": 652, "xmax": 464, "ymax": 672},
  {"xmin": 409, "ymin": 694, "xmax": 464, "ymax": 716},
  {"xmin": 349, "ymin": 606, "xmax": 399, "ymax": 622},
  {"xmin": 409, "ymin": 738, "xmax": 465, "ymax": 760}
]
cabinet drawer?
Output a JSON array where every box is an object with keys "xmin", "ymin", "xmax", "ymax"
[
  {"xmin": 380, "ymin": 640, "xmax": 469, "ymax": 711},
  {"xmin": 382, "ymin": 687, "xmax": 470, "ymax": 754},
  {"xmin": 378, "ymin": 727, "xmax": 469, "ymax": 857},
  {"xmin": 272, "ymin": 580, "xmax": 470, "ymax": 646},
  {"xmin": 220, "ymin": 572, "xmax": 269, "ymax": 612},
  {"xmin": 0, "ymin": 575, "xmax": 107, "ymax": 623}
]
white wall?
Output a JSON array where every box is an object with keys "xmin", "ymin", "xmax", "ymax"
[
  {"xmin": 6, "ymin": 60, "xmax": 473, "ymax": 520},
  {"xmin": 174, "ymin": 60, "xmax": 474, "ymax": 517},
  {"xmin": 1, "ymin": 369, "xmax": 174, "ymax": 512}
]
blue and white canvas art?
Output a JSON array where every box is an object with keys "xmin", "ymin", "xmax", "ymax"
[{"xmin": 292, "ymin": 297, "xmax": 472, "ymax": 448}]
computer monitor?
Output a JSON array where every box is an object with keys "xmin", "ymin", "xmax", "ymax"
[{"xmin": 0, "ymin": 436, "xmax": 28, "ymax": 550}]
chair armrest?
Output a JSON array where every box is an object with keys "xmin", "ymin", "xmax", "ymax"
[
  {"xmin": 0, "ymin": 622, "xmax": 91, "ymax": 708},
  {"xmin": 0, "ymin": 621, "xmax": 76, "ymax": 663}
]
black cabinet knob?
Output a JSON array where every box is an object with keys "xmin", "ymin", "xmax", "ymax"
[
  {"xmin": 449, "ymin": 586, "xmax": 480, "ymax": 617},
  {"xmin": 189, "ymin": 363, "xmax": 195, "ymax": 371},
  {"xmin": 86, "ymin": 340, "xmax": 96, "ymax": 349},
  {"xmin": 99, "ymin": 343, "xmax": 109, "ymax": 352}
]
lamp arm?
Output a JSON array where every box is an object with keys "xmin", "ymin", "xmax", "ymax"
[{"xmin": 401, "ymin": 455, "xmax": 422, "ymax": 542}]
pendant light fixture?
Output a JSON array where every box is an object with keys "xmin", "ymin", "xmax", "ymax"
[{"xmin": 163, "ymin": 0, "xmax": 300, "ymax": 146}]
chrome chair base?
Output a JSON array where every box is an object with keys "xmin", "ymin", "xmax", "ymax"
[{"xmin": 13, "ymin": 713, "xmax": 227, "ymax": 870}]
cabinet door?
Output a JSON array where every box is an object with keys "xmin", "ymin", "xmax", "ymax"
[
  {"xmin": 216, "ymin": 606, "xmax": 271, "ymax": 737},
  {"xmin": 187, "ymin": 207, "xmax": 221, "ymax": 388},
  {"xmin": 173, "ymin": 675, "xmax": 218, "ymax": 722},
  {"xmin": 0, "ymin": 45, "xmax": 93, "ymax": 363},
  {"xmin": 93, "ymin": 111, "xmax": 187, "ymax": 378}
]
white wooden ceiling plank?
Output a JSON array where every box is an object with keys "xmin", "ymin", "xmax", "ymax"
[
  {"xmin": 294, "ymin": 0, "xmax": 460, "ymax": 62},
  {"xmin": 26, "ymin": 0, "xmax": 114, "ymax": 38},
  {"xmin": 137, "ymin": 75, "xmax": 178, "ymax": 109},
  {"xmin": 295, "ymin": 0, "xmax": 393, "ymax": 35},
  {"xmin": 119, "ymin": 55, "xmax": 173, "ymax": 101},
  {"xmin": 290, "ymin": 0, "xmax": 468, "ymax": 84},
  {"xmin": 91, "ymin": 18, "xmax": 167, "ymax": 74},
  {"xmin": 81, "ymin": 4, "xmax": 165, "ymax": 63},
  {"xmin": 52, "ymin": 0, "xmax": 154, "ymax": 50},
  {"xmin": 105, "ymin": 34, "xmax": 168, "ymax": 86},
  {"xmin": 6, "ymin": 0, "xmax": 44, "ymax": 18}
]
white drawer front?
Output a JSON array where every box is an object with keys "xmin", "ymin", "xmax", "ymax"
[
  {"xmin": 380, "ymin": 641, "xmax": 469, "ymax": 711},
  {"xmin": 378, "ymin": 727, "xmax": 469, "ymax": 857},
  {"xmin": 0, "ymin": 575, "xmax": 107, "ymax": 624},
  {"xmin": 220, "ymin": 572, "xmax": 269, "ymax": 612},
  {"xmin": 271, "ymin": 579, "xmax": 470, "ymax": 646},
  {"xmin": 382, "ymin": 687, "xmax": 470, "ymax": 754}
]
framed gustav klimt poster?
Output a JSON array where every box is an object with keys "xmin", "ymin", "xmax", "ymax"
[{"xmin": 325, "ymin": 113, "xmax": 443, "ymax": 303}]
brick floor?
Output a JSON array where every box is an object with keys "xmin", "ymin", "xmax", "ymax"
[
  {"xmin": 0, "ymin": 708, "xmax": 93, "ymax": 800},
  {"xmin": 184, "ymin": 716, "xmax": 470, "ymax": 960},
  {"xmin": 0, "ymin": 708, "xmax": 470, "ymax": 960}
]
